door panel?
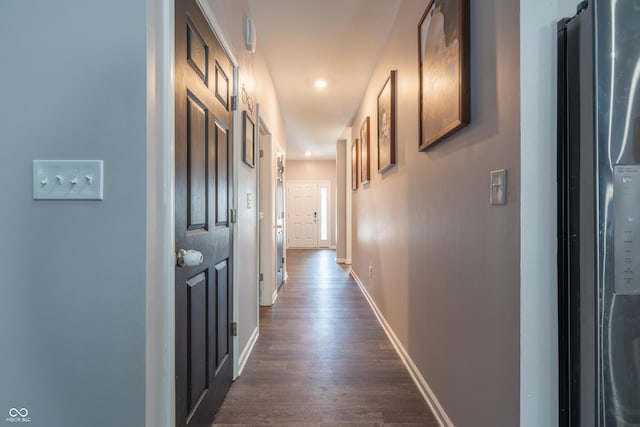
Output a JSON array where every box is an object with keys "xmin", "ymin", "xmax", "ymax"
[
  {"xmin": 186, "ymin": 93, "xmax": 208, "ymax": 231},
  {"xmin": 214, "ymin": 61, "xmax": 229, "ymax": 109},
  {"xmin": 214, "ymin": 260, "xmax": 229, "ymax": 367},
  {"xmin": 187, "ymin": 272, "xmax": 208, "ymax": 410},
  {"xmin": 175, "ymin": 0, "xmax": 234, "ymax": 425},
  {"xmin": 215, "ymin": 121, "xmax": 229, "ymax": 226},
  {"xmin": 186, "ymin": 18, "xmax": 208, "ymax": 84}
]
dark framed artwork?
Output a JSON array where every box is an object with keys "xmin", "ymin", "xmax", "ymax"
[
  {"xmin": 243, "ymin": 111, "xmax": 255, "ymax": 167},
  {"xmin": 360, "ymin": 116, "xmax": 370, "ymax": 184},
  {"xmin": 351, "ymin": 139, "xmax": 359, "ymax": 190},
  {"xmin": 377, "ymin": 70, "xmax": 397, "ymax": 173},
  {"xmin": 418, "ymin": 0, "xmax": 470, "ymax": 151}
]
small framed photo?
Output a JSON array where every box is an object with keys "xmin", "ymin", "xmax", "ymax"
[
  {"xmin": 243, "ymin": 111, "xmax": 255, "ymax": 168},
  {"xmin": 377, "ymin": 70, "xmax": 397, "ymax": 173},
  {"xmin": 360, "ymin": 116, "xmax": 370, "ymax": 184},
  {"xmin": 418, "ymin": 0, "xmax": 470, "ymax": 150},
  {"xmin": 351, "ymin": 139, "xmax": 359, "ymax": 190}
]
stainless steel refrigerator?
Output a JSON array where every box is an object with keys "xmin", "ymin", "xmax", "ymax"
[{"xmin": 558, "ymin": 1, "xmax": 640, "ymax": 425}]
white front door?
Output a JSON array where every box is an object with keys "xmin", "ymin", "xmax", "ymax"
[
  {"xmin": 288, "ymin": 182, "xmax": 318, "ymax": 248},
  {"xmin": 287, "ymin": 181, "xmax": 331, "ymax": 248}
]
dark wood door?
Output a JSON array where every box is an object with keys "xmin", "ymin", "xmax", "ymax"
[{"xmin": 175, "ymin": 0, "xmax": 234, "ymax": 425}]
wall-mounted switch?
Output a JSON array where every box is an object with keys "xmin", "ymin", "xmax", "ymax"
[
  {"xmin": 33, "ymin": 160, "xmax": 103, "ymax": 200},
  {"xmin": 490, "ymin": 169, "xmax": 507, "ymax": 205}
]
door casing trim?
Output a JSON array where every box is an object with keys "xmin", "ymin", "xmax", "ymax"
[{"xmin": 146, "ymin": 0, "xmax": 175, "ymax": 425}]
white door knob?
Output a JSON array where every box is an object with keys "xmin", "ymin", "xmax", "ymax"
[{"xmin": 176, "ymin": 249, "xmax": 204, "ymax": 267}]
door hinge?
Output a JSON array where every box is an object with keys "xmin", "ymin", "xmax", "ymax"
[
  {"xmin": 231, "ymin": 95, "xmax": 238, "ymax": 111},
  {"xmin": 230, "ymin": 208, "xmax": 237, "ymax": 223},
  {"xmin": 282, "ymin": 257, "xmax": 285, "ymax": 265},
  {"xmin": 230, "ymin": 322, "xmax": 237, "ymax": 337},
  {"xmin": 259, "ymin": 149, "xmax": 264, "ymax": 158},
  {"xmin": 259, "ymin": 273, "xmax": 264, "ymax": 281}
]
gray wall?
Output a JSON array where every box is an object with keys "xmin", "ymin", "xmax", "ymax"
[
  {"xmin": 351, "ymin": 0, "xmax": 520, "ymax": 425},
  {"xmin": 0, "ymin": 2, "xmax": 147, "ymax": 426}
]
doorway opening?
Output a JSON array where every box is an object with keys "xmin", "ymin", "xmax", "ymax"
[{"xmin": 257, "ymin": 111, "xmax": 286, "ymax": 307}]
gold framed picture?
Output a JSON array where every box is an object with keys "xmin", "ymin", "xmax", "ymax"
[{"xmin": 418, "ymin": 0, "xmax": 470, "ymax": 150}]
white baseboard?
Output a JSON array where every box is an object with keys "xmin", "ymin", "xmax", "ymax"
[
  {"xmin": 350, "ymin": 271, "xmax": 453, "ymax": 427},
  {"xmin": 329, "ymin": 245, "xmax": 336, "ymax": 249},
  {"xmin": 344, "ymin": 259, "xmax": 352, "ymax": 265},
  {"xmin": 238, "ymin": 325, "xmax": 259, "ymax": 376},
  {"xmin": 335, "ymin": 257, "xmax": 347, "ymax": 264},
  {"xmin": 271, "ymin": 289, "xmax": 279, "ymax": 305}
]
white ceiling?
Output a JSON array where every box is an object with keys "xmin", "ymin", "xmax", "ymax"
[{"xmin": 247, "ymin": 0, "xmax": 402, "ymax": 160}]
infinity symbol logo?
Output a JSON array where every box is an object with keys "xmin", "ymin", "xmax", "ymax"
[{"xmin": 8, "ymin": 408, "xmax": 28, "ymax": 417}]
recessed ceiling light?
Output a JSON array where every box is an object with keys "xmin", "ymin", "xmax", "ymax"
[
  {"xmin": 304, "ymin": 151, "xmax": 311, "ymax": 157},
  {"xmin": 314, "ymin": 79, "xmax": 327, "ymax": 89}
]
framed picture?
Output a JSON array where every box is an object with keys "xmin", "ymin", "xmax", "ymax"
[
  {"xmin": 243, "ymin": 111, "xmax": 255, "ymax": 167},
  {"xmin": 418, "ymin": 0, "xmax": 470, "ymax": 151},
  {"xmin": 377, "ymin": 70, "xmax": 397, "ymax": 173},
  {"xmin": 360, "ymin": 116, "xmax": 370, "ymax": 184},
  {"xmin": 351, "ymin": 139, "xmax": 359, "ymax": 190}
]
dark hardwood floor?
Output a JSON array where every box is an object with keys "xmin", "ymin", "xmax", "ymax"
[{"xmin": 213, "ymin": 249, "xmax": 437, "ymax": 426}]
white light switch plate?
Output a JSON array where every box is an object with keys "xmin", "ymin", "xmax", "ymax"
[
  {"xmin": 490, "ymin": 169, "xmax": 507, "ymax": 205},
  {"xmin": 33, "ymin": 160, "xmax": 103, "ymax": 200}
]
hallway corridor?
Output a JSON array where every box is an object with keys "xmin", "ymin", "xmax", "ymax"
[{"xmin": 213, "ymin": 249, "xmax": 437, "ymax": 426}]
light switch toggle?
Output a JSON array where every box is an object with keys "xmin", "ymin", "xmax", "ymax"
[
  {"xmin": 86, "ymin": 176, "xmax": 93, "ymax": 185},
  {"xmin": 70, "ymin": 176, "xmax": 78, "ymax": 185},
  {"xmin": 56, "ymin": 175, "xmax": 64, "ymax": 184},
  {"xmin": 40, "ymin": 176, "xmax": 48, "ymax": 186},
  {"xmin": 490, "ymin": 169, "xmax": 507, "ymax": 205}
]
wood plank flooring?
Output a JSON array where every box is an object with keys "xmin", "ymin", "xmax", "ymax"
[{"xmin": 213, "ymin": 249, "xmax": 437, "ymax": 426}]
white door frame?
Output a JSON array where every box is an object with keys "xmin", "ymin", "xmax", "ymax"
[
  {"xmin": 257, "ymin": 107, "xmax": 280, "ymax": 306},
  {"xmin": 286, "ymin": 180, "xmax": 331, "ymax": 249}
]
